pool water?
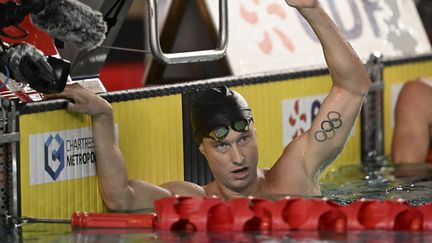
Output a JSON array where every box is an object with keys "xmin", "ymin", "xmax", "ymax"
[
  {"xmin": 2, "ymin": 162, "xmax": 432, "ymax": 242},
  {"xmin": 3, "ymin": 222, "xmax": 432, "ymax": 242},
  {"xmin": 321, "ymin": 162, "xmax": 432, "ymax": 206}
]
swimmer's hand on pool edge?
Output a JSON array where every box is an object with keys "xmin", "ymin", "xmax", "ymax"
[
  {"xmin": 44, "ymin": 83, "xmax": 112, "ymax": 118},
  {"xmin": 47, "ymin": 83, "xmax": 137, "ymax": 210}
]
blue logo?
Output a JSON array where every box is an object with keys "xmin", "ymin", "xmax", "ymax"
[{"xmin": 44, "ymin": 134, "xmax": 65, "ymax": 181}]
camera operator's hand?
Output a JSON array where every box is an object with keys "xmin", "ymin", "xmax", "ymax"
[{"xmin": 44, "ymin": 83, "xmax": 112, "ymax": 118}]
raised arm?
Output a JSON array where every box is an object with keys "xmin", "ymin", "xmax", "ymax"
[
  {"xmin": 46, "ymin": 84, "xmax": 172, "ymax": 210},
  {"xmin": 268, "ymin": 0, "xmax": 371, "ymax": 193}
]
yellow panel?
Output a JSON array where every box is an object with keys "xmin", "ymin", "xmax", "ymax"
[
  {"xmin": 112, "ymin": 96, "xmax": 184, "ymax": 185},
  {"xmin": 20, "ymin": 94, "xmax": 183, "ymax": 218},
  {"xmin": 232, "ymin": 75, "xmax": 361, "ymax": 177},
  {"xmin": 20, "ymin": 111, "xmax": 102, "ymax": 219},
  {"xmin": 383, "ymin": 60, "xmax": 432, "ymax": 157}
]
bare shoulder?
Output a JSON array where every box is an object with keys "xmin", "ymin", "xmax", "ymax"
[
  {"xmin": 398, "ymin": 79, "xmax": 432, "ymax": 112},
  {"xmin": 401, "ymin": 79, "xmax": 432, "ymax": 97},
  {"xmin": 160, "ymin": 181, "xmax": 206, "ymax": 197}
]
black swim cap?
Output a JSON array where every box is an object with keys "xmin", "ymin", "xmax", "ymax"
[{"xmin": 190, "ymin": 86, "xmax": 252, "ymax": 144}]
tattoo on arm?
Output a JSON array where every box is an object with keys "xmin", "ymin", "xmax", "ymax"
[{"xmin": 314, "ymin": 111, "xmax": 342, "ymax": 142}]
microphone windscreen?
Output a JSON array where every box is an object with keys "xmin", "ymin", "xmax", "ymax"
[{"xmin": 31, "ymin": 0, "xmax": 107, "ymax": 50}]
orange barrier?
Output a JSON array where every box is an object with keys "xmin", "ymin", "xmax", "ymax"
[{"xmin": 71, "ymin": 196, "xmax": 432, "ymax": 232}]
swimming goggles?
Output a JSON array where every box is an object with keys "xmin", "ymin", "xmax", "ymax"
[{"xmin": 206, "ymin": 117, "xmax": 253, "ymax": 142}]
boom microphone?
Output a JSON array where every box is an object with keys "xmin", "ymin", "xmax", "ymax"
[{"xmin": 25, "ymin": 0, "xmax": 107, "ymax": 50}]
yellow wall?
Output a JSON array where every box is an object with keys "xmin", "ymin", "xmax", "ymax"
[
  {"xmin": 19, "ymin": 95, "xmax": 183, "ymax": 218},
  {"xmin": 111, "ymin": 96, "xmax": 184, "ymax": 185},
  {"xmin": 20, "ymin": 110, "xmax": 102, "ymax": 219}
]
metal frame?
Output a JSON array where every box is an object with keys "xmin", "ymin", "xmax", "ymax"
[
  {"xmin": 8, "ymin": 100, "xmax": 19, "ymax": 220},
  {"xmin": 0, "ymin": 98, "xmax": 20, "ymax": 226},
  {"xmin": 361, "ymin": 52, "xmax": 386, "ymax": 170},
  {"xmin": 146, "ymin": 0, "xmax": 228, "ymax": 64},
  {"xmin": 0, "ymin": 100, "xmax": 8, "ymax": 220}
]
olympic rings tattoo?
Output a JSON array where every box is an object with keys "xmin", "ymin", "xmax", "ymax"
[{"xmin": 314, "ymin": 111, "xmax": 342, "ymax": 142}]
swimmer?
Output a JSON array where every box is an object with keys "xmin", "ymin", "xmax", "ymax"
[
  {"xmin": 392, "ymin": 77, "xmax": 432, "ymax": 164},
  {"xmin": 47, "ymin": 0, "xmax": 371, "ymax": 210}
]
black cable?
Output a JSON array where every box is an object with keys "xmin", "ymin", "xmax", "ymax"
[{"xmin": 104, "ymin": 0, "xmax": 127, "ymax": 35}]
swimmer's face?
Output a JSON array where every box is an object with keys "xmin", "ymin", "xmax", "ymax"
[{"xmin": 199, "ymin": 124, "xmax": 259, "ymax": 192}]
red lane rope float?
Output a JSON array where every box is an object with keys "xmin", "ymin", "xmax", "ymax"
[
  {"xmin": 71, "ymin": 212, "xmax": 156, "ymax": 229},
  {"xmin": 71, "ymin": 197, "xmax": 432, "ymax": 231}
]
